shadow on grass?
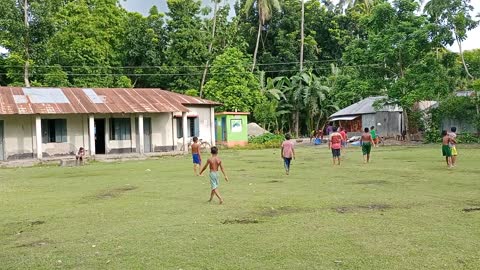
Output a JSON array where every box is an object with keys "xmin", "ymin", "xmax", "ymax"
[
  {"xmin": 95, "ymin": 185, "xmax": 138, "ymax": 199},
  {"xmin": 334, "ymin": 204, "xmax": 392, "ymax": 214}
]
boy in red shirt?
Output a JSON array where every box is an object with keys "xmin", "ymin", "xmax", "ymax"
[{"xmin": 329, "ymin": 127, "xmax": 342, "ymax": 165}]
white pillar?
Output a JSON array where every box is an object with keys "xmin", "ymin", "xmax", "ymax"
[
  {"xmin": 35, "ymin": 116, "xmax": 42, "ymax": 159},
  {"xmin": 210, "ymin": 107, "xmax": 216, "ymax": 146},
  {"xmin": 89, "ymin": 115, "xmax": 95, "ymax": 157},
  {"xmin": 182, "ymin": 112, "xmax": 188, "ymax": 153},
  {"xmin": 138, "ymin": 114, "xmax": 145, "ymax": 154}
]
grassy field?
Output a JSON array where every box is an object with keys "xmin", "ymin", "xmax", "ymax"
[{"xmin": 1, "ymin": 145, "xmax": 480, "ymax": 269}]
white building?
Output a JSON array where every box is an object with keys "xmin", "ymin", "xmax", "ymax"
[{"xmin": 0, "ymin": 87, "xmax": 219, "ymax": 161}]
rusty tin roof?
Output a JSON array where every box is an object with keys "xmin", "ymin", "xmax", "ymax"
[{"xmin": 0, "ymin": 87, "xmax": 220, "ymax": 115}]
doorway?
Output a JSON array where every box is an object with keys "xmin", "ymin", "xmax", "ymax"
[
  {"xmin": 0, "ymin": 120, "xmax": 4, "ymax": 161},
  {"xmin": 94, "ymin": 119, "xmax": 106, "ymax": 154}
]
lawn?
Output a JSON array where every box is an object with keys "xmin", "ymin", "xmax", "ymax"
[{"xmin": 1, "ymin": 145, "xmax": 480, "ymax": 269}]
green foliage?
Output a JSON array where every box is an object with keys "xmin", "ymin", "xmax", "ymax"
[
  {"xmin": 204, "ymin": 47, "xmax": 263, "ymax": 112},
  {"xmin": 253, "ymin": 100, "xmax": 277, "ymax": 131},
  {"xmin": 248, "ymin": 133, "xmax": 284, "ymax": 144},
  {"xmin": 457, "ymin": 133, "xmax": 480, "ymax": 143},
  {"xmin": 185, "ymin": 89, "xmax": 199, "ymax": 96}
]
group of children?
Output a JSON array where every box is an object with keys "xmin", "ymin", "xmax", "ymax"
[
  {"xmin": 191, "ymin": 126, "xmax": 460, "ymax": 204},
  {"xmin": 441, "ymin": 127, "xmax": 458, "ymax": 168}
]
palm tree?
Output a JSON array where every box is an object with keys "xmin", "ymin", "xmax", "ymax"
[
  {"xmin": 244, "ymin": 0, "xmax": 281, "ymax": 72},
  {"xmin": 199, "ymin": 0, "xmax": 221, "ymax": 98},
  {"xmin": 258, "ymin": 71, "xmax": 286, "ymax": 100},
  {"xmin": 300, "ymin": 0, "xmax": 305, "ymax": 72}
]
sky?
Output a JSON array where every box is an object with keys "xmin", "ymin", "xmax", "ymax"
[{"xmin": 120, "ymin": 0, "xmax": 480, "ymax": 52}]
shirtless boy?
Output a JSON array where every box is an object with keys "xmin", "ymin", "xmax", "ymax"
[
  {"xmin": 361, "ymin": 127, "xmax": 374, "ymax": 163},
  {"xmin": 191, "ymin": 137, "xmax": 201, "ymax": 176},
  {"xmin": 199, "ymin": 147, "xmax": 229, "ymax": 204}
]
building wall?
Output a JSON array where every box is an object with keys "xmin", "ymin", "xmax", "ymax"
[
  {"xmin": 0, "ymin": 107, "xmax": 215, "ymax": 160},
  {"xmin": 441, "ymin": 119, "xmax": 476, "ymax": 133},
  {"xmin": 215, "ymin": 114, "xmax": 248, "ymax": 146},
  {"xmin": 362, "ymin": 112, "xmax": 403, "ymax": 137},
  {"xmin": 0, "ymin": 115, "xmax": 35, "ymax": 160}
]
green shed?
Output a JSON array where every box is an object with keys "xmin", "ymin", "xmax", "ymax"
[{"xmin": 215, "ymin": 112, "xmax": 250, "ymax": 147}]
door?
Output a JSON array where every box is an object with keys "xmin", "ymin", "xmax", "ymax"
[
  {"xmin": 143, "ymin": 118, "xmax": 152, "ymax": 153},
  {"xmin": 221, "ymin": 117, "xmax": 227, "ymax": 142},
  {"xmin": 94, "ymin": 119, "xmax": 106, "ymax": 154},
  {"xmin": 0, "ymin": 120, "xmax": 4, "ymax": 161}
]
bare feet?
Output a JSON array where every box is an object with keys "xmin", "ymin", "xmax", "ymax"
[{"xmin": 219, "ymin": 200, "xmax": 224, "ymax": 205}]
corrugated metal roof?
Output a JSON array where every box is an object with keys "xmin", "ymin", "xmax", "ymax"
[
  {"xmin": 0, "ymin": 87, "xmax": 220, "ymax": 115},
  {"xmin": 330, "ymin": 96, "xmax": 402, "ymax": 118}
]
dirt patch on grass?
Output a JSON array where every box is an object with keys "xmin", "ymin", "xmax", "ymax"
[
  {"xmin": 334, "ymin": 204, "xmax": 392, "ymax": 214},
  {"xmin": 29, "ymin": 220, "xmax": 45, "ymax": 226},
  {"xmin": 354, "ymin": 180, "xmax": 390, "ymax": 185},
  {"xmin": 259, "ymin": 206, "xmax": 304, "ymax": 217},
  {"xmin": 96, "ymin": 185, "xmax": 137, "ymax": 199},
  {"xmin": 222, "ymin": 218, "xmax": 259, "ymax": 224},
  {"xmin": 267, "ymin": 180, "xmax": 282, "ymax": 183},
  {"xmin": 16, "ymin": 240, "xmax": 50, "ymax": 248},
  {"xmin": 462, "ymin": 207, "xmax": 480, "ymax": 212}
]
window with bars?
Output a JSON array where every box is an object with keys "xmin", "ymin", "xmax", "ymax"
[
  {"xmin": 176, "ymin": 117, "xmax": 199, "ymax": 138},
  {"xmin": 41, "ymin": 119, "xmax": 67, "ymax": 143},
  {"xmin": 110, "ymin": 118, "xmax": 131, "ymax": 140}
]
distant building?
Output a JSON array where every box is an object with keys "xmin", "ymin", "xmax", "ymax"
[
  {"xmin": 0, "ymin": 87, "xmax": 219, "ymax": 161},
  {"xmin": 329, "ymin": 96, "xmax": 403, "ymax": 137}
]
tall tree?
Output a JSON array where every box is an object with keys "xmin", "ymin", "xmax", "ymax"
[
  {"xmin": 164, "ymin": 0, "xmax": 209, "ymax": 92},
  {"xmin": 244, "ymin": 0, "xmax": 281, "ymax": 72},
  {"xmin": 204, "ymin": 47, "xmax": 263, "ymax": 112},
  {"xmin": 424, "ymin": 0, "xmax": 479, "ymax": 80},
  {"xmin": 199, "ymin": 0, "xmax": 220, "ymax": 97}
]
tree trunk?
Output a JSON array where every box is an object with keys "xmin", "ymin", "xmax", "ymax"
[
  {"xmin": 199, "ymin": 0, "xmax": 219, "ymax": 98},
  {"xmin": 455, "ymin": 32, "xmax": 474, "ymax": 80},
  {"xmin": 294, "ymin": 110, "xmax": 300, "ymax": 137},
  {"xmin": 23, "ymin": 0, "xmax": 30, "ymax": 87},
  {"xmin": 299, "ymin": 0, "xmax": 305, "ymax": 72},
  {"xmin": 251, "ymin": 17, "xmax": 262, "ymax": 72}
]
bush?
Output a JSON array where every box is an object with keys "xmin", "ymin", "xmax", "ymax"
[
  {"xmin": 424, "ymin": 128, "xmax": 442, "ymax": 143},
  {"xmin": 248, "ymin": 133, "xmax": 285, "ymax": 144},
  {"xmin": 457, "ymin": 133, "xmax": 480, "ymax": 144}
]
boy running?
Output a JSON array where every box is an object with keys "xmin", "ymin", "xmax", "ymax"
[
  {"xmin": 448, "ymin": 127, "xmax": 458, "ymax": 167},
  {"xmin": 442, "ymin": 130, "xmax": 453, "ymax": 168},
  {"xmin": 191, "ymin": 137, "xmax": 201, "ymax": 176},
  {"xmin": 281, "ymin": 134, "xmax": 295, "ymax": 175},
  {"xmin": 200, "ymin": 147, "xmax": 229, "ymax": 204},
  {"xmin": 361, "ymin": 127, "xmax": 374, "ymax": 163},
  {"xmin": 329, "ymin": 127, "xmax": 342, "ymax": 165}
]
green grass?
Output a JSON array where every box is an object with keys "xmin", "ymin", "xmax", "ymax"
[{"xmin": 1, "ymin": 145, "xmax": 480, "ymax": 269}]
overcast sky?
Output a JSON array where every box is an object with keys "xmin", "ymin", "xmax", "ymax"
[{"xmin": 120, "ymin": 0, "xmax": 480, "ymax": 52}]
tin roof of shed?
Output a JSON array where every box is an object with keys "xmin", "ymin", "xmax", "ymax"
[
  {"xmin": 0, "ymin": 87, "xmax": 220, "ymax": 115},
  {"xmin": 330, "ymin": 96, "xmax": 402, "ymax": 118}
]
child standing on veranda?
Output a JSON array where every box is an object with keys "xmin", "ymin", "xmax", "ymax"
[
  {"xmin": 281, "ymin": 134, "xmax": 295, "ymax": 175},
  {"xmin": 329, "ymin": 127, "xmax": 342, "ymax": 165},
  {"xmin": 442, "ymin": 130, "xmax": 453, "ymax": 168},
  {"xmin": 191, "ymin": 137, "xmax": 201, "ymax": 176},
  {"xmin": 200, "ymin": 147, "xmax": 229, "ymax": 204}
]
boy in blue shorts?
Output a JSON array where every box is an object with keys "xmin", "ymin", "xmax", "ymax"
[
  {"xmin": 191, "ymin": 137, "xmax": 202, "ymax": 176},
  {"xmin": 200, "ymin": 147, "xmax": 229, "ymax": 204}
]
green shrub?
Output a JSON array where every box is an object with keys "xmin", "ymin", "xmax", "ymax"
[
  {"xmin": 248, "ymin": 133, "xmax": 284, "ymax": 144},
  {"xmin": 457, "ymin": 133, "xmax": 480, "ymax": 144},
  {"xmin": 424, "ymin": 129, "xmax": 442, "ymax": 143}
]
